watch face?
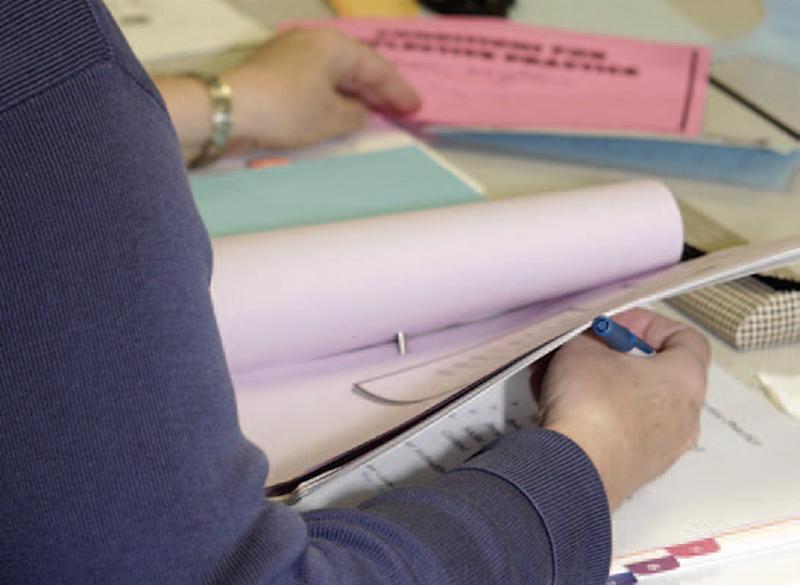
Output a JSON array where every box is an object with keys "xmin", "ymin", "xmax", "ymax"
[{"xmin": 419, "ymin": 0, "xmax": 515, "ymax": 17}]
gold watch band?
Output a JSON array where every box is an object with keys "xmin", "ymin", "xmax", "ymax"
[{"xmin": 188, "ymin": 73, "xmax": 233, "ymax": 168}]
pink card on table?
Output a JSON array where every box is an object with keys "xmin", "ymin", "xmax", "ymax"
[{"xmin": 291, "ymin": 17, "xmax": 710, "ymax": 136}]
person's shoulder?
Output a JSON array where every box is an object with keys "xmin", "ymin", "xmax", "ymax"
[
  {"xmin": 0, "ymin": 0, "xmax": 160, "ymax": 115},
  {"xmin": 0, "ymin": 1, "xmax": 110, "ymax": 113}
]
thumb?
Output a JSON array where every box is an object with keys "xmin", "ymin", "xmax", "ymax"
[{"xmin": 323, "ymin": 94, "xmax": 369, "ymax": 138}]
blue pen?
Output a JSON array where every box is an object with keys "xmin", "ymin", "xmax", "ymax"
[{"xmin": 591, "ymin": 316, "xmax": 655, "ymax": 357}]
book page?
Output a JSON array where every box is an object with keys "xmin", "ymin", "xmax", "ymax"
[
  {"xmin": 352, "ymin": 236, "xmax": 800, "ymax": 406},
  {"xmin": 612, "ymin": 364, "xmax": 800, "ymax": 556},
  {"xmin": 212, "ymin": 181, "xmax": 682, "ymax": 373}
]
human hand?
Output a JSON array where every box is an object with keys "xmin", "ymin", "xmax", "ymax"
[
  {"xmin": 222, "ymin": 28, "xmax": 421, "ymax": 150},
  {"xmin": 532, "ymin": 309, "xmax": 710, "ymax": 510}
]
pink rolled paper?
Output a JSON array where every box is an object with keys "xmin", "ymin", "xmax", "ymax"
[{"xmin": 210, "ymin": 180, "xmax": 683, "ymax": 373}]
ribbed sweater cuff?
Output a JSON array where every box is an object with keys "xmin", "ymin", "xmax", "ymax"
[{"xmin": 457, "ymin": 427, "xmax": 612, "ymax": 585}]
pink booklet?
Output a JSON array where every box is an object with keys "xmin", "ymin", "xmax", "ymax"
[{"xmin": 292, "ymin": 17, "xmax": 710, "ymax": 136}]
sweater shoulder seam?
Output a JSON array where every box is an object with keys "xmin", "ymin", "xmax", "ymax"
[{"xmin": 83, "ymin": 0, "xmax": 169, "ymax": 116}]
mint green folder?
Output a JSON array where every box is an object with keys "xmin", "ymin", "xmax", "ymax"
[{"xmin": 191, "ymin": 146, "xmax": 484, "ymax": 238}]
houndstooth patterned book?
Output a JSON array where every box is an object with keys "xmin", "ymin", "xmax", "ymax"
[{"xmin": 670, "ymin": 203, "xmax": 800, "ymax": 350}]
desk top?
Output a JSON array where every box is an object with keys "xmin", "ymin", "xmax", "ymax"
[
  {"xmin": 136, "ymin": 0, "xmax": 800, "ymax": 381},
  {"xmin": 219, "ymin": 0, "xmax": 800, "ymax": 386}
]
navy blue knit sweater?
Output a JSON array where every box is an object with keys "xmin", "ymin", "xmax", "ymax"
[{"xmin": 0, "ymin": 1, "xmax": 610, "ymax": 583}]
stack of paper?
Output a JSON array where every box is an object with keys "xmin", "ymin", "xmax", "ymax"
[
  {"xmin": 191, "ymin": 144, "xmax": 483, "ymax": 237},
  {"xmin": 189, "ymin": 117, "xmax": 484, "ymax": 237}
]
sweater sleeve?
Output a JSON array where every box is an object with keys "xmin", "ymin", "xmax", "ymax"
[{"xmin": 0, "ymin": 2, "xmax": 610, "ymax": 584}]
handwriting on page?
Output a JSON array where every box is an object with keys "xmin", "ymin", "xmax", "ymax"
[{"xmin": 293, "ymin": 18, "xmax": 710, "ymax": 136}]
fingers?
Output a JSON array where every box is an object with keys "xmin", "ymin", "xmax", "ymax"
[
  {"xmin": 334, "ymin": 36, "xmax": 422, "ymax": 115},
  {"xmin": 324, "ymin": 94, "xmax": 370, "ymax": 140},
  {"xmin": 612, "ymin": 308, "xmax": 711, "ymax": 366},
  {"xmin": 612, "ymin": 307, "xmax": 683, "ymax": 347},
  {"xmin": 612, "ymin": 309, "xmax": 710, "ymax": 413},
  {"xmin": 528, "ymin": 353, "xmax": 553, "ymax": 402},
  {"xmin": 659, "ymin": 326, "xmax": 711, "ymax": 369}
]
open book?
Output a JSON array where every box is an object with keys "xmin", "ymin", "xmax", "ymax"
[{"xmin": 207, "ymin": 180, "xmax": 800, "ymax": 500}]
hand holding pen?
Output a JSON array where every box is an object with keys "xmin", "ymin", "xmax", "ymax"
[{"xmin": 531, "ymin": 308, "xmax": 710, "ymax": 510}]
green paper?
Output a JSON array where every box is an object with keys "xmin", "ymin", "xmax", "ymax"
[{"xmin": 191, "ymin": 146, "xmax": 483, "ymax": 237}]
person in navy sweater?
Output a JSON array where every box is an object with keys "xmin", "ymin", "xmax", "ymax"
[{"xmin": 0, "ymin": 1, "xmax": 709, "ymax": 583}]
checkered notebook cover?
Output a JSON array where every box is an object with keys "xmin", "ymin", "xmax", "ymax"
[{"xmin": 668, "ymin": 203, "xmax": 800, "ymax": 350}]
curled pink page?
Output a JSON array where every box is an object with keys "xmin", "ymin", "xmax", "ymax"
[
  {"xmin": 288, "ymin": 17, "xmax": 710, "ymax": 136},
  {"xmin": 211, "ymin": 180, "xmax": 683, "ymax": 374}
]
